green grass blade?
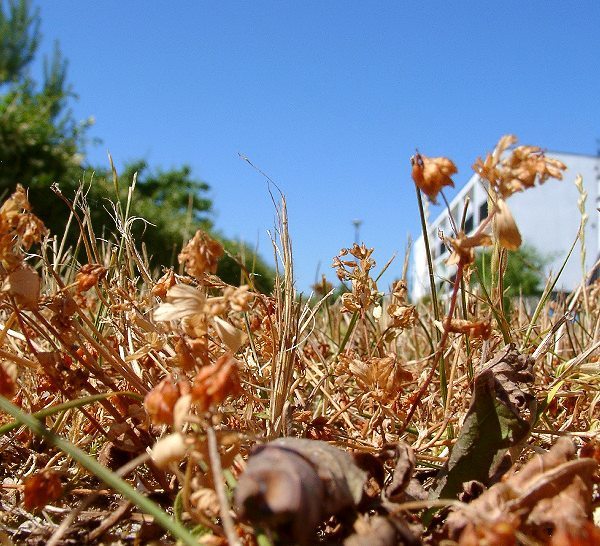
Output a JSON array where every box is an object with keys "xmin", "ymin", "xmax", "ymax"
[
  {"xmin": 0, "ymin": 395, "xmax": 199, "ymax": 546},
  {"xmin": 0, "ymin": 391, "xmax": 143, "ymax": 437}
]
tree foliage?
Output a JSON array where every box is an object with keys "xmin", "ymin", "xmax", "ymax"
[
  {"xmin": 475, "ymin": 244, "xmax": 548, "ymax": 311},
  {"xmin": 0, "ymin": 0, "xmax": 274, "ymax": 291}
]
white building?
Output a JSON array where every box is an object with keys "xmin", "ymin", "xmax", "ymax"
[{"xmin": 410, "ymin": 151, "xmax": 600, "ymax": 302}]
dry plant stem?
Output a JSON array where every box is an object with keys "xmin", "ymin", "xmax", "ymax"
[
  {"xmin": 0, "ymin": 395, "xmax": 198, "ymax": 546},
  {"xmin": 415, "ymin": 185, "xmax": 448, "ymax": 403},
  {"xmin": 46, "ymin": 452, "xmax": 149, "ymax": 546},
  {"xmin": 269, "ymin": 196, "xmax": 299, "ymax": 437},
  {"xmin": 51, "ymin": 185, "xmax": 96, "ymax": 264},
  {"xmin": 400, "ymin": 262, "xmax": 464, "ymax": 435},
  {"xmin": 207, "ymin": 422, "xmax": 241, "ymax": 546},
  {"xmin": 415, "ymin": 186, "xmax": 441, "ymax": 325}
]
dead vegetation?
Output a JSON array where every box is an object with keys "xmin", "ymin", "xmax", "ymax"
[{"xmin": 0, "ymin": 136, "xmax": 598, "ymax": 545}]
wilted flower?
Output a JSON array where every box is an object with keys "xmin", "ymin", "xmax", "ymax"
[
  {"xmin": 0, "ymin": 361, "xmax": 16, "ymax": 397},
  {"xmin": 191, "ymin": 353, "xmax": 243, "ymax": 412},
  {"xmin": 75, "ymin": 263, "xmax": 108, "ymax": 293},
  {"xmin": 473, "ymin": 135, "xmax": 567, "ymax": 199},
  {"xmin": 494, "ymin": 199, "xmax": 522, "ymax": 250},
  {"xmin": 151, "ymin": 269, "xmax": 176, "ymax": 299},
  {"xmin": 154, "ymin": 284, "xmax": 206, "ymax": 322},
  {"xmin": 144, "ymin": 376, "xmax": 187, "ymax": 425},
  {"xmin": 445, "ymin": 318, "xmax": 492, "ymax": 339},
  {"xmin": 346, "ymin": 354, "xmax": 412, "ymax": 403},
  {"xmin": 387, "ymin": 280, "xmax": 417, "ymax": 329},
  {"xmin": 446, "ymin": 231, "xmax": 493, "ymax": 266},
  {"xmin": 411, "ymin": 152, "xmax": 457, "ymax": 203},
  {"xmin": 223, "ymin": 284, "xmax": 253, "ymax": 312},
  {"xmin": 213, "ymin": 316, "xmax": 246, "ymax": 353},
  {"xmin": 179, "ymin": 230, "xmax": 224, "ymax": 278},
  {"xmin": 150, "ymin": 432, "xmax": 188, "ymax": 469}
]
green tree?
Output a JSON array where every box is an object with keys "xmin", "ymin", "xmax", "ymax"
[
  {"xmin": 0, "ymin": 0, "xmax": 39, "ymax": 83},
  {"xmin": 0, "ymin": 0, "xmax": 86, "ymax": 202},
  {"xmin": 475, "ymin": 244, "xmax": 548, "ymax": 311},
  {"xmin": 0, "ymin": 0, "xmax": 274, "ymax": 291}
]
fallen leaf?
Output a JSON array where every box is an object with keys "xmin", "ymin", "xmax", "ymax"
[
  {"xmin": 432, "ymin": 344, "xmax": 536, "ymax": 500},
  {"xmin": 23, "ymin": 469, "xmax": 62, "ymax": 511},
  {"xmin": 344, "ymin": 514, "xmax": 419, "ymax": 546},
  {"xmin": 442, "ymin": 437, "xmax": 598, "ymax": 542}
]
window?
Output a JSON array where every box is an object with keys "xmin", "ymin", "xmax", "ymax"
[
  {"xmin": 464, "ymin": 214, "xmax": 474, "ymax": 234},
  {"xmin": 479, "ymin": 201, "xmax": 488, "ymax": 222}
]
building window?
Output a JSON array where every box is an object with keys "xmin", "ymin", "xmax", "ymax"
[
  {"xmin": 479, "ymin": 201, "xmax": 488, "ymax": 222},
  {"xmin": 464, "ymin": 214, "xmax": 474, "ymax": 234}
]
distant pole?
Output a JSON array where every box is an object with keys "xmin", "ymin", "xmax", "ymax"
[{"xmin": 352, "ymin": 219, "xmax": 362, "ymax": 245}]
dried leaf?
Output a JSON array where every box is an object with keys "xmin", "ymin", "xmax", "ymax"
[
  {"xmin": 1, "ymin": 265, "xmax": 40, "ymax": 308},
  {"xmin": 432, "ymin": 344, "xmax": 536, "ymax": 500},
  {"xmin": 443, "ymin": 437, "xmax": 598, "ymax": 542},
  {"xmin": 384, "ymin": 442, "xmax": 416, "ymax": 502},
  {"xmin": 235, "ymin": 437, "xmax": 367, "ymax": 545},
  {"xmin": 23, "ymin": 469, "xmax": 62, "ymax": 511},
  {"xmin": 212, "ymin": 316, "xmax": 246, "ymax": 353}
]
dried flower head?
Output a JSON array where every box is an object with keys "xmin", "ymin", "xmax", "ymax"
[
  {"xmin": 191, "ymin": 353, "xmax": 243, "ymax": 412},
  {"xmin": 178, "ymin": 230, "xmax": 224, "ymax": 278},
  {"xmin": 75, "ymin": 263, "xmax": 108, "ymax": 293},
  {"xmin": 411, "ymin": 152, "xmax": 457, "ymax": 203},
  {"xmin": 473, "ymin": 135, "xmax": 567, "ymax": 199},
  {"xmin": 446, "ymin": 231, "xmax": 493, "ymax": 266},
  {"xmin": 347, "ymin": 354, "xmax": 412, "ymax": 403},
  {"xmin": 0, "ymin": 185, "xmax": 47, "ymax": 270},
  {"xmin": 144, "ymin": 376, "xmax": 187, "ymax": 425},
  {"xmin": 152, "ymin": 269, "xmax": 176, "ymax": 299},
  {"xmin": 387, "ymin": 280, "xmax": 418, "ymax": 329},
  {"xmin": 222, "ymin": 284, "xmax": 253, "ymax": 312},
  {"xmin": 332, "ymin": 243, "xmax": 379, "ymax": 314}
]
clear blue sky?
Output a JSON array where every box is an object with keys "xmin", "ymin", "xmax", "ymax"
[{"xmin": 32, "ymin": 2, "xmax": 600, "ymax": 292}]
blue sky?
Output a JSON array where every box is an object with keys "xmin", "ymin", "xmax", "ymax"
[{"xmin": 32, "ymin": 2, "xmax": 600, "ymax": 292}]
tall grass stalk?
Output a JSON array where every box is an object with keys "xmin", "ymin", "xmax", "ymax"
[{"xmin": 0, "ymin": 395, "xmax": 199, "ymax": 546}]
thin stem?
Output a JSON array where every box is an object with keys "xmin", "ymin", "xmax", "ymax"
[
  {"xmin": 0, "ymin": 395, "xmax": 199, "ymax": 546},
  {"xmin": 415, "ymin": 187, "xmax": 440, "ymax": 324},
  {"xmin": 400, "ymin": 261, "xmax": 464, "ymax": 435},
  {"xmin": 207, "ymin": 423, "xmax": 240, "ymax": 546}
]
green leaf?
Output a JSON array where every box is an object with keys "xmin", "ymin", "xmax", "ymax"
[
  {"xmin": 0, "ymin": 395, "xmax": 199, "ymax": 546},
  {"xmin": 432, "ymin": 344, "xmax": 536, "ymax": 500}
]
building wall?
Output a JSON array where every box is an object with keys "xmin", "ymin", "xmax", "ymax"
[{"xmin": 410, "ymin": 152, "xmax": 599, "ymax": 301}]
